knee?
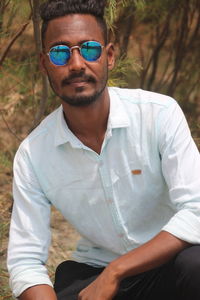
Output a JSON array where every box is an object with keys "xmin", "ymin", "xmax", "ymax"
[
  {"xmin": 174, "ymin": 245, "xmax": 200, "ymax": 300},
  {"xmin": 174, "ymin": 245, "xmax": 200, "ymax": 278}
]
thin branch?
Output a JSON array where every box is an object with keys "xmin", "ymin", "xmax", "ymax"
[
  {"xmin": 187, "ymin": 8, "xmax": 200, "ymax": 47},
  {"xmin": 139, "ymin": 32, "xmax": 154, "ymax": 88},
  {"xmin": 28, "ymin": 0, "xmax": 33, "ymax": 11},
  {"xmin": 0, "ymin": 0, "xmax": 10, "ymax": 12},
  {"xmin": 31, "ymin": 75, "xmax": 49, "ymax": 131},
  {"xmin": 136, "ymin": 38, "xmax": 145, "ymax": 69},
  {"xmin": 0, "ymin": 111, "xmax": 22, "ymax": 142},
  {"xmin": 0, "ymin": 0, "xmax": 10, "ymax": 13},
  {"xmin": 146, "ymin": 18, "xmax": 170, "ymax": 90},
  {"xmin": 32, "ymin": 0, "xmax": 42, "ymax": 54},
  {"xmin": 0, "ymin": 0, "xmax": 11, "ymax": 32},
  {"xmin": 0, "ymin": 21, "xmax": 30, "ymax": 67},
  {"xmin": 5, "ymin": 0, "xmax": 10, "ymax": 9},
  {"xmin": 167, "ymin": 1, "xmax": 190, "ymax": 95},
  {"xmin": 184, "ymin": 79, "xmax": 200, "ymax": 102},
  {"xmin": 1, "ymin": 65, "xmax": 41, "ymax": 91},
  {"xmin": 31, "ymin": 0, "xmax": 49, "ymax": 129},
  {"xmin": 155, "ymin": 49, "xmax": 173, "ymax": 91}
]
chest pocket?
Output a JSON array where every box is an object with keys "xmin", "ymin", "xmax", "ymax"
[{"xmin": 110, "ymin": 159, "xmax": 143, "ymax": 188}]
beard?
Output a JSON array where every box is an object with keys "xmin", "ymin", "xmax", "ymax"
[
  {"xmin": 60, "ymin": 84, "xmax": 107, "ymax": 107},
  {"xmin": 47, "ymin": 70, "xmax": 108, "ymax": 107}
]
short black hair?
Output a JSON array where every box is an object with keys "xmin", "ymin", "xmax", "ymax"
[{"xmin": 40, "ymin": 0, "xmax": 108, "ymax": 48}]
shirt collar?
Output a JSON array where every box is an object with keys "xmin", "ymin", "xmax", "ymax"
[
  {"xmin": 108, "ymin": 87, "xmax": 130, "ymax": 129},
  {"xmin": 54, "ymin": 106, "xmax": 82, "ymax": 147},
  {"xmin": 54, "ymin": 87, "xmax": 130, "ymax": 147}
]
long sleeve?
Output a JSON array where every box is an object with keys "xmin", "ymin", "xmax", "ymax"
[
  {"xmin": 158, "ymin": 102, "xmax": 200, "ymax": 243},
  {"xmin": 7, "ymin": 146, "xmax": 53, "ymax": 298}
]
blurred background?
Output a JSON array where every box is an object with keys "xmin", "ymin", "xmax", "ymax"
[{"xmin": 0, "ymin": 0, "xmax": 200, "ymax": 298}]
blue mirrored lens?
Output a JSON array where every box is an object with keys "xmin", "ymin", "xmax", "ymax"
[
  {"xmin": 49, "ymin": 45, "xmax": 70, "ymax": 66},
  {"xmin": 81, "ymin": 41, "xmax": 102, "ymax": 62}
]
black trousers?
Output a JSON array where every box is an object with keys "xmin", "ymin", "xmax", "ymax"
[{"xmin": 54, "ymin": 245, "xmax": 200, "ymax": 300}]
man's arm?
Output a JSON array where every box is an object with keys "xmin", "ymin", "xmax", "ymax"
[
  {"xmin": 108, "ymin": 231, "xmax": 189, "ymax": 280},
  {"xmin": 19, "ymin": 285, "xmax": 57, "ymax": 300},
  {"xmin": 78, "ymin": 231, "xmax": 189, "ymax": 300},
  {"xmin": 7, "ymin": 147, "xmax": 53, "ymax": 297}
]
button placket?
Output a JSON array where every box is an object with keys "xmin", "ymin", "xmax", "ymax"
[{"xmin": 98, "ymin": 160, "xmax": 129, "ymax": 251}]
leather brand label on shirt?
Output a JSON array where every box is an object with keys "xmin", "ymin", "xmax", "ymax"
[{"xmin": 131, "ymin": 169, "xmax": 142, "ymax": 175}]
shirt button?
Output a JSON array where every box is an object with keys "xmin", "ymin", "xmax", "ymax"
[
  {"xmin": 118, "ymin": 233, "xmax": 124, "ymax": 238},
  {"xmin": 107, "ymin": 199, "xmax": 113, "ymax": 204},
  {"xmin": 99, "ymin": 160, "xmax": 103, "ymax": 167}
]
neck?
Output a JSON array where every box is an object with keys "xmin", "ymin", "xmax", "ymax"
[{"xmin": 62, "ymin": 88, "xmax": 110, "ymax": 153}]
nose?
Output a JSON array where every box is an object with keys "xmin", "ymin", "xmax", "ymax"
[{"xmin": 68, "ymin": 48, "xmax": 86, "ymax": 72}]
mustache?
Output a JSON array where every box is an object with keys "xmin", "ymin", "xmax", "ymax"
[{"xmin": 61, "ymin": 72, "xmax": 96, "ymax": 87}]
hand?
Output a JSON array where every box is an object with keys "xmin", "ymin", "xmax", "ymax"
[{"xmin": 78, "ymin": 264, "xmax": 120, "ymax": 300}]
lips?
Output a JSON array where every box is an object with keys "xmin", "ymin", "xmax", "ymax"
[
  {"xmin": 61, "ymin": 74, "xmax": 96, "ymax": 87},
  {"xmin": 67, "ymin": 78, "xmax": 88, "ymax": 84}
]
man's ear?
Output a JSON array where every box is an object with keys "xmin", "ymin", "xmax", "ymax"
[
  {"xmin": 106, "ymin": 43, "xmax": 115, "ymax": 71},
  {"xmin": 40, "ymin": 52, "xmax": 47, "ymax": 75}
]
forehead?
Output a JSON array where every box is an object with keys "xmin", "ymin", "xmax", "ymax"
[{"xmin": 44, "ymin": 14, "xmax": 104, "ymax": 48}]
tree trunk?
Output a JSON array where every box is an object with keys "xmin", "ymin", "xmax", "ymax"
[{"xmin": 31, "ymin": 0, "xmax": 49, "ymax": 129}]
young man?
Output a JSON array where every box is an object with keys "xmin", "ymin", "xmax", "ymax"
[{"xmin": 7, "ymin": 0, "xmax": 200, "ymax": 299}]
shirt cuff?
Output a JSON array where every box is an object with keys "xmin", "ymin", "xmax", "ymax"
[
  {"xmin": 162, "ymin": 209, "xmax": 200, "ymax": 244},
  {"xmin": 10, "ymin": 274, "xmax": 53, "ymax": 298}
]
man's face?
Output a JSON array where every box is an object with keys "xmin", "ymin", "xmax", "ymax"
[{"xmin": 40, "ymin": 14, "xmax": 115, "ymax": 107}]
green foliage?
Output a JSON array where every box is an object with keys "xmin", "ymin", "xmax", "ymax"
[
  {"xmin": 0, "ymin": 0, "xmax": 30, "ymax": 37},
  {"xmin": 0, "ymin": 222, "xmax": 9, "ymax": 249},
  {"xmin": 109, "ymin": 56, "xmax": 142, "ymax": 87},
  {"xmin": 0, "ymin": 221, "xmax": 12, "ymax": 300},
  {"xmin": 105, "ymin": 0, "xmax": 145, "ymax": 26},
  {"xmin": 0, "ymin": 267, "xmax": 13, "ymax": 300},
  {"xmin": 105, "ymin": 0, "xmax": 117, "ymax": 32},
  {"xmin": 0, "ymin": 152, "xmax": 12, "ymax": 172}
]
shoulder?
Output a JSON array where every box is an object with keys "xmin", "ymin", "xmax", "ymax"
[
  {"xmin": 108, "ymin": 87, "xmax": 186, "ymax": 143},
  {"xmin": 109, "ymin": 87, "xmax": 176, "ymax": 108},
  {"xmin": 108, "ymin": 87, "xmax": 182, "ymax": 128},
  {"xmin": 16, "ymin": 106, "xmax": 61, "ymax": 157}
]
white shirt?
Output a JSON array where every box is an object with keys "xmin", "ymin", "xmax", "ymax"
[{"xmin": 7, "ymin": 87, "xmax": 200, "ymax": 297}]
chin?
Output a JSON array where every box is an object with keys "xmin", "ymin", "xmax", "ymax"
[
  {"xmin": 61, "ymin": 94, "xmax": 98, "ymax": 107},
  {"xmin": 61, "ymin": 88, "xmax": 104, "ymax": 107}
]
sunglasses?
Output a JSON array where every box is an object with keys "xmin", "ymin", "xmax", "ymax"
[{"xmin": 47, "ymin": 41, "xmax": 104, "ymax": 66}]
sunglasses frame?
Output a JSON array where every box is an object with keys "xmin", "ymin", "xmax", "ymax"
[{"xmin": 47, "ymin": 41, "xmax": 104, "ymax": 66}]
